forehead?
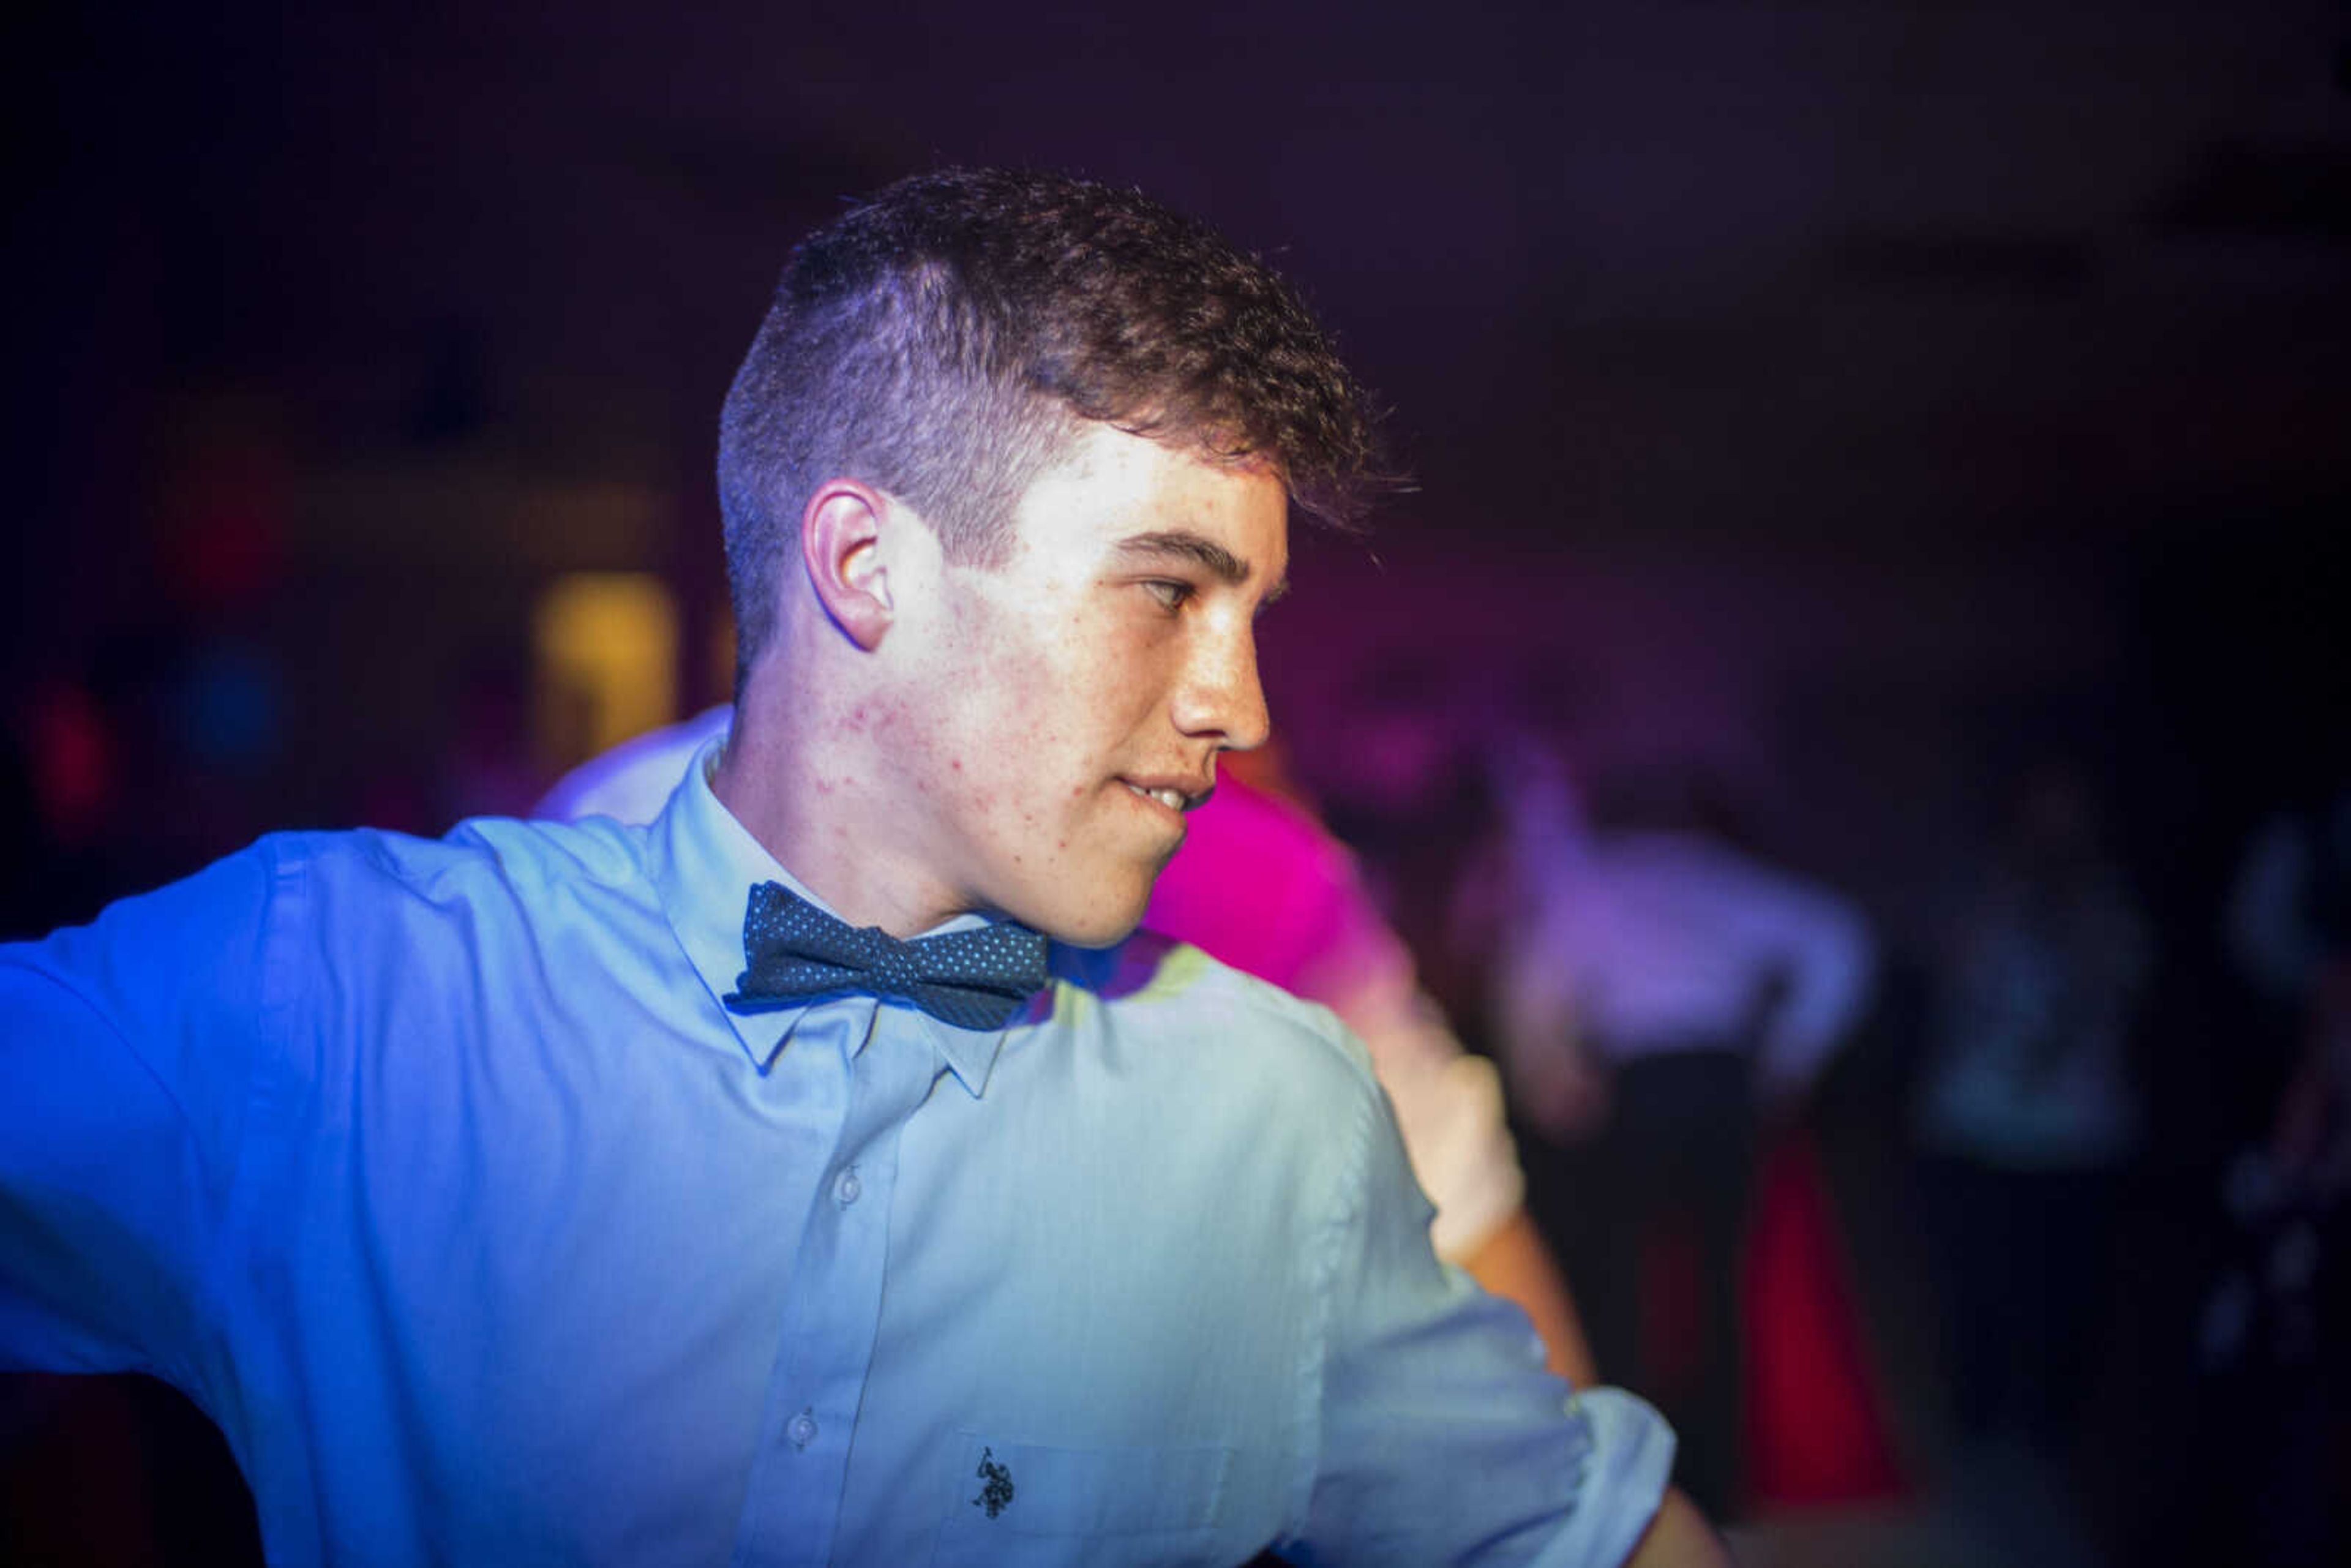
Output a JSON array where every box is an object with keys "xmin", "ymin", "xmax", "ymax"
[{"xmin": 1002, "ymin": 424, "xmax": 1289, "ymax": 578}]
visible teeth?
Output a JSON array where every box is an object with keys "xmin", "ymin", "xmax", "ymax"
[{"xmin": 1126, "ymin": 782, "xmax": 1187, "ymax": 811}]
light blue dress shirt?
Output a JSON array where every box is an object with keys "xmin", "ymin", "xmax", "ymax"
[{"xmin": 1, "ymin": 748, "xmax": 1671, "ymax": 1565}]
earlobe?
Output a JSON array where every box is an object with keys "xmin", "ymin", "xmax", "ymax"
[{"xmin": 800, "ymin": 481, "xmax": 894, "ymax": 651}]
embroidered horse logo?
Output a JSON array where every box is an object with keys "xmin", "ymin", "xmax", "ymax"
[{"xmin": 972, "ymin": 1446, "xmax": 1015, "ymax": 1519}]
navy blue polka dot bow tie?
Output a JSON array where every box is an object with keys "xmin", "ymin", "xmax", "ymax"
[{"xmin": 723, "ymin": 881, "xmax": 1051, "ymax": 1031}]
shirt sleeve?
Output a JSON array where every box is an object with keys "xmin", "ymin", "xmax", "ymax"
[
  {"xmin": 1747, "ymin": 877, "xmax": 1875, "ymax": 1095},
  {"xmin": 1288, "ymin": 1073, "xmax": 1673, "ymax": 1566},
  {"xmin": 0, "ymin": 838, "xmax": 285, "ymax": 1389}
]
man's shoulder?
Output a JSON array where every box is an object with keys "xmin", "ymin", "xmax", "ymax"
[
  {"xmin": 1048, "ymin": 928, "xmax": 1384, "ymax": 1100},
  {"xmin": 266, "ymin": 815, "xmax": 656, "ymax": 923}
]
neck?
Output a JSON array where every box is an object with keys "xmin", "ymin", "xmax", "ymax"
[{"xmin": 712, "ymin": 662, "xmax": 962, "ymax": 940}]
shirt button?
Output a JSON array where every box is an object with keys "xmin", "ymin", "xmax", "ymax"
[
  {"xmin": 787, "ymin": 1410, "xmax": 819, "ymax": 1450},
  {"xmin": 834, "ymin": 1166, "xmax": 863, "ymax": 1207}
]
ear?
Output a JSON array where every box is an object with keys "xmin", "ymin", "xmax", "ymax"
[{"xmin": 799, "ymin": 479, "xmax": 896, "ymax": 651}]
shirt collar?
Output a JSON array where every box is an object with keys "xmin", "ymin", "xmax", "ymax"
[{"xmin": 646, "ymin": 734, "xmax": 1029, "ymax": 1094}]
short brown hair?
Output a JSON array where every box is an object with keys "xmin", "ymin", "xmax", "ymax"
[{"xmin": 717, "ymin": 167, "xmax": 1385, "ymax": 678}]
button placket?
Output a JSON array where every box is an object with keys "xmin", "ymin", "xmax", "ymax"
[{"xmin": 730, "ymin": 999, "xmax": 928, "ymax": 1566}]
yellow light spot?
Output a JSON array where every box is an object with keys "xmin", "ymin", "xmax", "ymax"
[{"xmin": 533, "ymin": 572, "xmax": 678, "ymax": 771}]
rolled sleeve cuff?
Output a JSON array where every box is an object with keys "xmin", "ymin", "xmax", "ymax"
[{"xmin": 1546, "ymin": 1386, "xmax": 1676, "ymax": 1568}]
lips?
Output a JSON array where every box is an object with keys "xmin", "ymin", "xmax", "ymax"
[{"xmin": 1119, "ymin": 775, "xmax": 1213, "ymax": 815}]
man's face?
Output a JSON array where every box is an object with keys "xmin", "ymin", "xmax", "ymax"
[{"xmin": 882, "ymin": 422, "xmax": 1288, "ymax": 945}]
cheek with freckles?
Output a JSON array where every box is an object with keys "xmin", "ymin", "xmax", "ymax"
[
  {"xmin": 896, "ymin": 579, "xmax": 1184, "ymax": 937},
  {"xmin": 931, "ymin": 631, "xmax": 1082, "ymax": 841}
]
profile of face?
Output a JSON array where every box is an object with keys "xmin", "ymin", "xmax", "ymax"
[{"xmin": 877, "ymin": 422, "xmax": 1288, "ymax": 946}]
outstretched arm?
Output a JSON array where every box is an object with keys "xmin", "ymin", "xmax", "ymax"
[{"xmin": 1, "ymin": 842, "xmax": 278, "ymax": 1383}]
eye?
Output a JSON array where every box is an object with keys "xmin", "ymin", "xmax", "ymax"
[{"xmin": 1141, "ymin": 579, "xmax": 1196, "ymax": 613}]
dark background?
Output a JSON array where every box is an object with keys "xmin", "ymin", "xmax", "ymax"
[
  {"xmin": 4, "ymin": 1, "xmax": 2347, "ymax": 1562},
  {"xmin": 7, "ymin": 0, "xmax": 2345, "ymax": 925}
]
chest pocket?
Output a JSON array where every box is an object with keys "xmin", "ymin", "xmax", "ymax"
[{"xmin": 929, "ymin": 1433, "xmax": 1235, "ymax": 1567}]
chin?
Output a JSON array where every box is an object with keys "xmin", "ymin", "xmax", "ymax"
[
  {"xmin": 1034, "ymin": 904, "xmax": 1150, "ymax": 951},
  {"xmin": 1013, "ymin": 879, "xmax": 1155, "ymax": 950},
  {"xmin": 990, "ymin": 847, "xmax": 1164, "ymax": 948}
]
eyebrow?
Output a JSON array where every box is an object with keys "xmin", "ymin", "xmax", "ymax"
[{"xmin": 1114, "ymin": 530, "xmax": 1290, "ymax": 604}]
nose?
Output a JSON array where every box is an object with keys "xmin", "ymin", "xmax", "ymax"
[{"xmin": 1172, "ymin": 620, "xmax": 1271, "ymax": 753}]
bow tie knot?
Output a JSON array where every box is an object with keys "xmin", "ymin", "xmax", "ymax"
[{"xmin": 724, "ymin": 881, "xmax": 1049, "ymax": 1032}]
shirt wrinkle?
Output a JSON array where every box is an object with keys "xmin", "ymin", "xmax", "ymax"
[
  {"xmin": 1286, "ymin": 1048, "xmax": 1373, "ymax": 1553},
  {"xmin": 190, "ymin": 838, "xmax": 304, "ymax": 1422}
]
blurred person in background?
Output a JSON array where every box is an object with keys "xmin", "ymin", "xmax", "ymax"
[
  {"xmin": 542, "ymin": 707, "xmax": 1599, "ymax": 1382},
  {"xmin": 1491, "ymin": 745, "xmax": 1876, "ymax": 1519},
  {"xmin": 2224, "ymin": 782, "xmax": 2351, "ymax": 1204},
  {"xmin": 2225, "ymin": 778, "xmax": 2351, "ymax": 1033},
  {"xmin": 2205, "ymin": 772, "xmax": 2351, "ymax": 1564},
  {"xmin": 1912, "ymin": 756, "xmax": 2150, "ymax": 1566},
  {"xmin": 2225, "ymin": 773, "xmax": 2351, "ymax": 1211}
]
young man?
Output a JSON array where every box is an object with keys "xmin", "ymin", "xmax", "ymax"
[{"xmin": 2, "ymin": 169, "xmax": 1723, "ymax": 1564}]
